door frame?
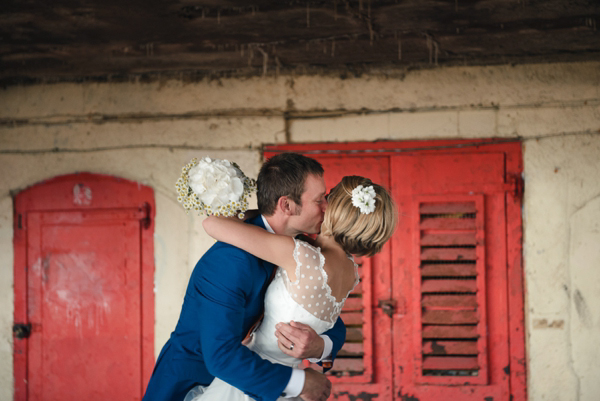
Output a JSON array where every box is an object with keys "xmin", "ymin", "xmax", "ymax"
[
  {"xmin": 264, "ymin": 139, "xmax": 526, "ymax": 401},
  {"xmin": 13, "ymin": 173, "xmax": 155, "ymax": 400}
]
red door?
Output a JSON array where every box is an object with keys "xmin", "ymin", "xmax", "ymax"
[
  {"xmin": 265, "ymin": 140, "xmax": 526, "ymax": 401},
  {"xmin": 391, "ymin": 151, "xmax": 517, "ymax": 400},
  {"xmin": 13, "ymin": 174, "xmax": 155, "ymax": 401}
]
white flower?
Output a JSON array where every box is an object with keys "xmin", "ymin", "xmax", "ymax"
[
  {"xmin": 188, "ymin": 158, "xmax": 244, "ymax": 208},
  {"xmin": 175, "ymin": 157, "xmax": 256, "ymax": 218},
  {"xmin": 351, "ymin": 185, "xmax": 377, "ymax": 214}
]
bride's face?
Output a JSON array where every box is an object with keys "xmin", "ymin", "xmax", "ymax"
[{"xmin": 288, "ymin": 173, "xmax": 328, "ymax": 235}]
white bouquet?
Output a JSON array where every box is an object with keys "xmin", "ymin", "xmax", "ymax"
[{"xmin": 176, "ymin": 157, "xmax": 256, "ymax": 218}]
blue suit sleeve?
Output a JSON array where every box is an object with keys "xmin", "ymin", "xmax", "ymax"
[
  {"xmin": 196, "ymin": 245, "xmax": 291, "ymax": 401},
  {"xmin": 321, "ymin": 316, "xmax": 346, "ymax": 373}
]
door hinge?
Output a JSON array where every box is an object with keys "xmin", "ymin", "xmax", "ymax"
[
  {"xmin": 508, "ymin": 174, "xmax": 524, "ymax": 201},
  {"xmin": 13, "ymin": 323, "xmax": 32, "ymax": 339},
  {"xmin": 139, "ymin": 202, "xmax": 152, "ymax": 230}
]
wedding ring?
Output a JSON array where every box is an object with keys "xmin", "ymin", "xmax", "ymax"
[{"xmin": 289, "ymin": 342, "xmax": 294, "ymax": 351}]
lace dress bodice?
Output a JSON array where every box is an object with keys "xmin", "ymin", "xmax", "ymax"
[{"xmin": 246, "ymin": 239, "xmax": 360, "ymax": 367}]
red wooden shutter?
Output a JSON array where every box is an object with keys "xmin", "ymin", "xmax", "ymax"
[
  {"xmin": 265, "ymin": 140, "xmax": 526, "ymax": 401},
  {"xmin": 392, "ymin": 151, "xmax": 518, "ymax": 400},
  {"xmin": 417, "ymin": 195, "xmax": 488, "ymax": 385}
]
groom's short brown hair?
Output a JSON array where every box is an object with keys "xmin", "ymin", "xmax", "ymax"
[{"xmin": 257, "ymin": 153, "xmax": 324, "ymax": 216}]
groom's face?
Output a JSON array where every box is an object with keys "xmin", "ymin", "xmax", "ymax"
[{"xmin": 289, "ymin": 173, "xmax": 328, "ymax": 235}]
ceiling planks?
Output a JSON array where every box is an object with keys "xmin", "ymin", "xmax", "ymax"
[{"xmin": 1, "ymin": 0, "xmax": 599, "ymax": 85}]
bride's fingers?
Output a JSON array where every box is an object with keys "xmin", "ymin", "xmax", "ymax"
[
  {"xmin": 277, "ymin": 338, "xmax": 296, "ymax": 355},
  {"xmin": 275, "ymin": 323, "xmax": 301, "ymax": 345}
]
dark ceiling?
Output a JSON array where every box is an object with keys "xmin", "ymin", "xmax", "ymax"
[{"xmin": 1, "ymin": 0, "xmax": 599, "ymax": 85}]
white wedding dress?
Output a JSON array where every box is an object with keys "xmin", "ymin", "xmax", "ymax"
[{"xmin": 185, "ymin": 239, "xmax": 359, "ymax": 401}]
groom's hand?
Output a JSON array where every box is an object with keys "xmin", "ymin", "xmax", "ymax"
[
  {"xmin": 275, "ymin": 321, "xmax": 324, "ymax": 359},
  {"xmin": 300, "ymin": 368, "xmax": 332, "ymax": 401}
]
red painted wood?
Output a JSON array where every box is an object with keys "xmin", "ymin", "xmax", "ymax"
[
  {"xmin": 420, "ymin": 264, "xmax": 477, "ymax": 277},
  {"xmin": 340, "ymin": 312, "xmax": 363, "ymax": 326},
  {"xmin": 421, "ymin": 310, "xmax": 479, "ymax": 324},
  {"xmin": 265, "ymin": 140, "xmax": 525, "ymax": 401},
  {"xmin": 420, "ymin": 232, "xmax": 477, "ymax": 246},
  {"xmin": 420, "ymin": 202, "xmax": 477, "ymax": 214},
  {"xmin": 342, "ymin": 297, "xmax": 364, "ymax": 312},
  {"xmin": 423, "ymin": 356, "xmax": 479, "ymax": 370},
  {"xmin": 422, "ymin": 340, "xmax": 479, "ymax": 355},
  {"xmin": 421, "ymin": 295, "xmax": 478, "ymax": 308},
  {"xmin": 420, "ymin": 217, "xmax": 477, "ymax": 230},
  {"xmin": 420, "ymin": 247, "xmax": 477, "ymax": 261},
  {"xmin": 14, "ymin": 173, "xmax": 155, "ymax": 401},
  {"xmin": 391, "ymin": 149, "xmax": 508, "ymax": 394},
  {"xmin": 338, "ymin": 343, "xmax": 364, "ymax": 356},
  {"xmin": 421, "ymin": 325, "xmax": 479, "ymax": 339},
  {"xmin": 421, "ymin": 279, "xmax": 477, "ymax": 293},
  {"xmin": 331, "ymin": 358, "xmax": 365, "ymax": 372}
]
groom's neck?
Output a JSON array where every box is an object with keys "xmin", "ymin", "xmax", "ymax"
[{"xmin": 263, "ymin": 214, "xmax": 299, "ymax": 237}]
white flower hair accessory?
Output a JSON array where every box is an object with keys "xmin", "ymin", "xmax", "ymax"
[
  {"xmin": 351, "ymin": 184, "xmax": 377, "ymax": 214},
  {"xmin": 175, "ymin": 157, "xmax": 256, "ymax": 218}
]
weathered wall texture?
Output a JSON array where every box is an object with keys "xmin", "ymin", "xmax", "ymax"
[{"xmin": 1, "ymin": 61, "xmax": 599, "ymax": 401}]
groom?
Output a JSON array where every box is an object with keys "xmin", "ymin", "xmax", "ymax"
[{"xmin": 143, "ymin": 153, "xmax": 346, "ymax": 401}]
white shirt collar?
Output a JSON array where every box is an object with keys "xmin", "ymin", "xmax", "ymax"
[{"xmin": 261, "ymin": 215, "xmax": 275, "ymax": 234}]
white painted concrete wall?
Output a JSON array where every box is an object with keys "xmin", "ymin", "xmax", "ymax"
[{"xmin": 1, "ymin": 61, "xmax": 599, "ymax": 401}]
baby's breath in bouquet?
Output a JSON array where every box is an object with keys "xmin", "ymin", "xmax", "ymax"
[{"xmin": 176, "ymin": 157, "xmax": 256, "ymax": 218}]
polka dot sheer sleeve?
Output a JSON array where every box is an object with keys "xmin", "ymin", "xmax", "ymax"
[{"xmin": 281, "ymin": 239, "xmax": 359, "ymax": 324}]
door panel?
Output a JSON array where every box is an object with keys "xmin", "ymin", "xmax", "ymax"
[
  {"xmin": 391, "ymin": 153, "xmax": 510, "ymax": 400},
  {"xmin": 27, "ymin": 211, "xmax": 142, "ymax": 400},
  {"xmin": 14, "ymin": 174, "xmax": 155, "ymax": 401}
]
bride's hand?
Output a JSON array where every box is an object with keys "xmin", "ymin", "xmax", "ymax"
[{"xmin": 275, "ymin": 321, "xmax": 324, "ymax": 360}]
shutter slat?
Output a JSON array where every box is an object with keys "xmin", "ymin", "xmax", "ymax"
[
  {"xmin": 338, "ymin": 342, "xmax": 364, "ymax": 357},
  {"xmin": 331, "ymin": 358, "xmax": 365, "ymax": 372},
  {"xmin": 422, "ymin": 310, "xmax": 479, "ymax": 325},
  {"xmin": 420, "ymin": 232, "xmax": 477, "ymax": 246},
  {"xmin": 420, "ymin": 218, "xmax": 476, "ymax": 230},
  {"xmin": 421, "ymin": 264, "xmax": 477, "ymax": 277},
  {"xmin": 422, "ymin": 340, "xmax": 479, "ymax": 355},
  {"xmin": 420, "ymin": 203, "xmax": 477, "ymax": 214},
  {"xmin": 421, "ymin": 279, "xmax": 477, "ymax": 293},
  {"xmin": 340, "ymin": 312, "xmax": 363, "ymax": 326},
  {"xmin": 422, "ymin": 356, "xmax": 479, "ymax": 370},
  {"xmin": 345, "ymin": 327, "xmax": 363, "ymax": 342},
  {"xmin": 421, "ymin": 248, "xmax": 476, "ymax": 261},
  {"xmin": 342, "ymin": 297, "xmax": 363, "ymax": 311},
  {"xmin": 422, "ymin": 295, "xmax": 478, "ymax": 308},
  {"xmin": 422, "ymin": 325, "xmax": 479, "ymax": 339}
]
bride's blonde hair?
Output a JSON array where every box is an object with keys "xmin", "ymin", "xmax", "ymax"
[{"xmin": 321, "ymin": 176, "xmax": 397, "ymax": 257}]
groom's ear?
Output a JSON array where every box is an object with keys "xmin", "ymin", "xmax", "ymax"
[{"xmin": 278, "ymin": 196, "xmax": 296, "ymax": 216}]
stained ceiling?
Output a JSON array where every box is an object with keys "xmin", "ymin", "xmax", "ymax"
[{"xmin": 1, "ymin": 0, "xmax": 599, "ymax": 86}]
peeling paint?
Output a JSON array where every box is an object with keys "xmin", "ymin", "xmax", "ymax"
[
  {"xmin": 532, "ymin": 318, "xmax": 564, "ymax": 329},
  {"xmin": 337, "ymin": 391, "xmax": 380, "ymax": 401},
  {"xmin": 399, "ymin": 392, "xmax": 420, "ymax": 401}
]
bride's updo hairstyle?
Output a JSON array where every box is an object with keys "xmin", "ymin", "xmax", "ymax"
[{"xmin": 321, "ymin": 176, "xmax": 397, "ymax": 257}]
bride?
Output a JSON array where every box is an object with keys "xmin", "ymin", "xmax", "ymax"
[{"xmin": 186, "ymin": 175, "xmax": 397, "ymax": 401}]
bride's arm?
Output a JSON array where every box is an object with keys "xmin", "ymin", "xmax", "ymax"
[{"xmin": 203, "ymin": 216, "xmax": 297, "ymax": 275}]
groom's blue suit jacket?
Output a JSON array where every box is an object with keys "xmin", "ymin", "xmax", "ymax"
[{"xmin": 143, "ymin": 215, "xmax": 346, "ymax": 401}]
